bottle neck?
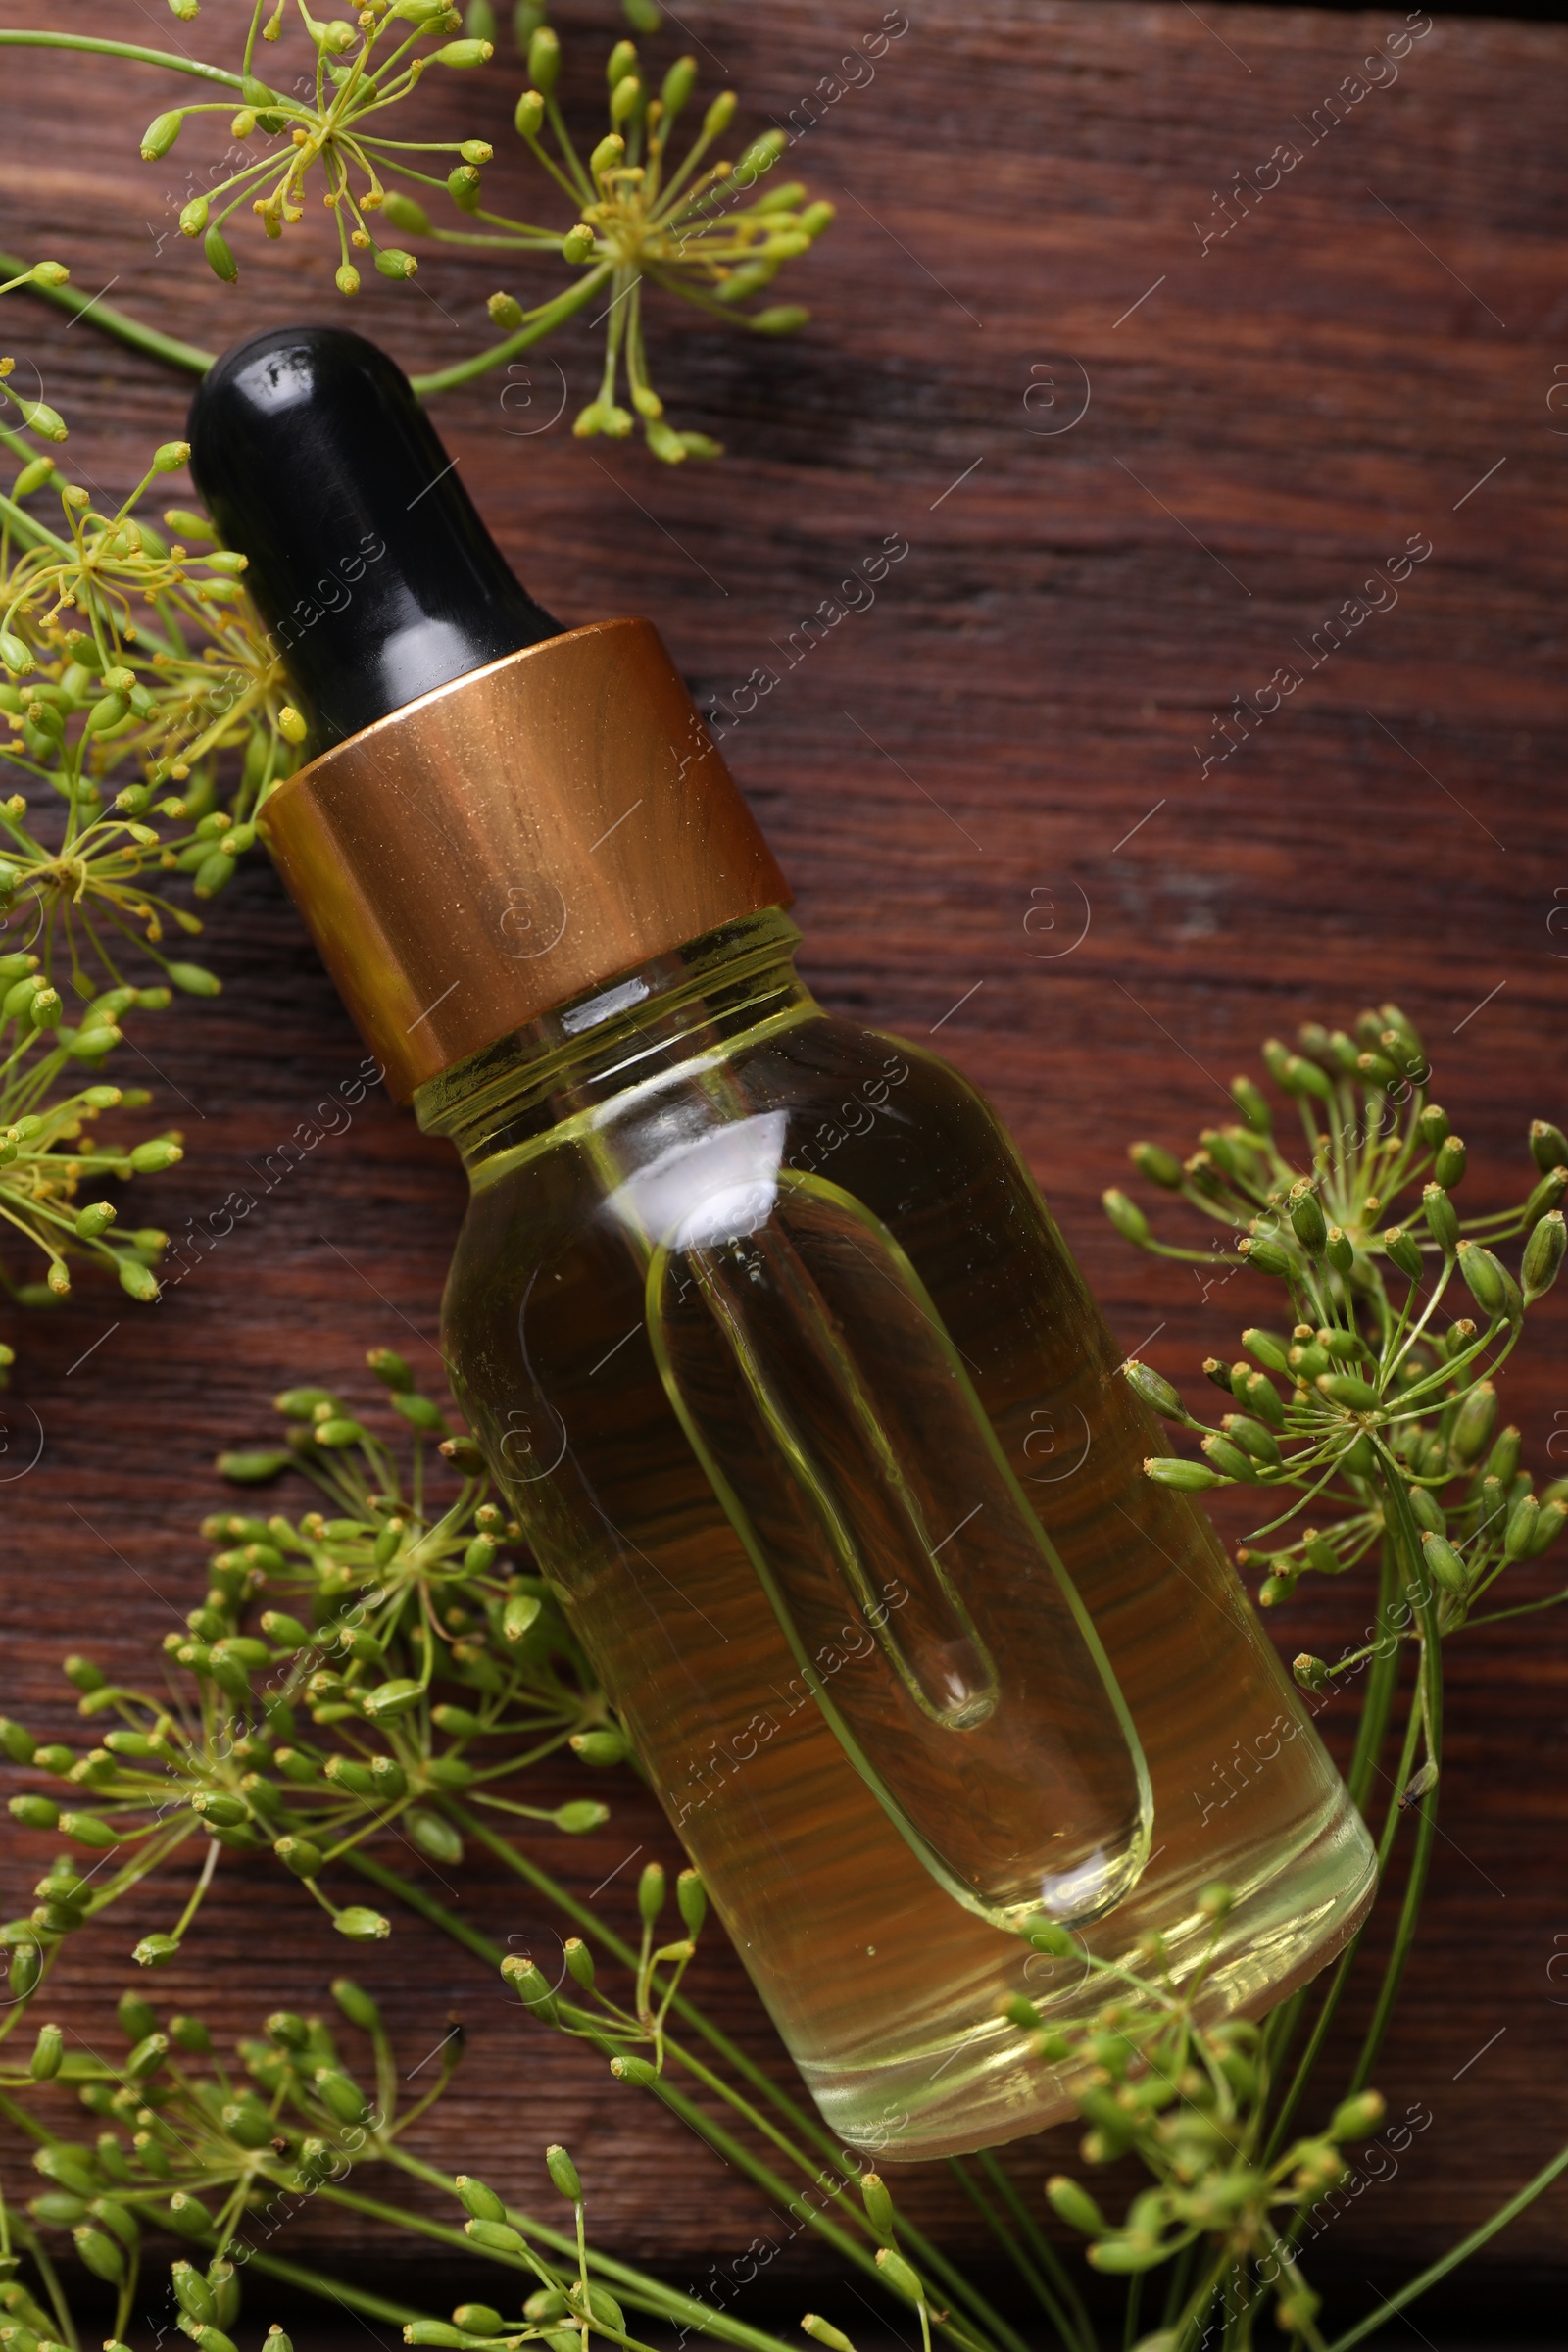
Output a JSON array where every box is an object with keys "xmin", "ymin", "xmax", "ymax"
[
  {"xmin": 415, "ymin": 909, "xmax": 812, "ymax": 1174},
  {"xmin": 261, "ymin": 623, "xmax": 793, "ymax": 1103}
]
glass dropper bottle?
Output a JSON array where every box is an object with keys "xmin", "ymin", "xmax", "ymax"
[{"xmin": 190, "ymin": 326, "xmax": 1375, "ymax": 2159}]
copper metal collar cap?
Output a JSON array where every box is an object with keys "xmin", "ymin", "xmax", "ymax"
[{"xmin": 260, "ymin": 617, "xmax": 792, "ymax": 1102}]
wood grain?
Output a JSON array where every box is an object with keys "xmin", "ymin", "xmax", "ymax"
[{"xmin": 3, "ymin": 0, "xmax": 1568, "ymax": 2329}]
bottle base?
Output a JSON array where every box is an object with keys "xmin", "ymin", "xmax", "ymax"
[{"xmin": 800, "ymin": 1783, "xmax": 1378, "ymax": 2162}]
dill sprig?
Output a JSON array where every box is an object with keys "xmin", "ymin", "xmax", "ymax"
[
  {"xmin": 1103, "ymin": 1000, "xmax": 1567, "ymax": 1643},
  {"xmin": 1, "ymin": 1353, "xmax": 615, "ymax": 1987},
  {"xmin": 392, "ymin": 24, "xmax": 834, "ymax": 456},
  {"xmin": 1068, "ymin": 999, "xmax": 1568, "ymax": 2345},
  {"xmin": 0, "ymin": 4, "xmax": 832, "ymax": 457},
  {"xmin": 1, "ymin": 265, "xmax": 295, "ymax": 1342},
  {"xmin": 0, "ymin": 1978, "xmax": 806, "ymax": 2352}
]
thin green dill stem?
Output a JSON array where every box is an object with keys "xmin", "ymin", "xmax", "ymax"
[
  {"xmin": 464, "ymin": 1785, "xmax": 577, "ymax": 1821},
  {"xmin": 239, "ymin": 2250, "xmax": 429, "ymax": 2330},
  {"xmin": 1130, "ymin": 1236, "xmax": 1247, "ymax": 1266},
  {"xmin": 1160, "ymin": 2241, "xmax": 1199, "ymax": 2329},
  {"xmin": 904, "ymin": 2305, "xmax": 995, "ymax": 2352},
  {"xmin": 21, "ymin": 2227, "xmax": 80, "ymax": 2351},
  {"xmin": 640, "ymin": 2034, "xmax": 835, "ymax": 2190},
  {"xmin": 665, "ymin": 2044, "xmax": 1026, "ymax": 2349},
  {"xmin": 1365, "ymin": 1663, "xmax": 1429, "ymax": 1873},
  {"xmin": 0, "ymin": 488, "xmax": 68, "ymax": 559},
  {"xmin": 182, "ymin": 147, "xmax": 285, "ymax": 226},
  {"xmin": 972, "ymin": 2148, "xmax": 1096, "ymax": 2352},
  {"xmin": 1380, "ymin": 1268, "xmax": 1421, "ymax": 1370},
  {"xmin": 1348, "ymin": 1537, "xmax": 1404, "ymax": 1813},
  {"xmin": 923, "ymin": 2170, "xmax": 1060, "ymax": 2352},
  {"xmin": 1323, "ymin": 1625, "xmax": 1396, "ymax": 1681},
  {"xmin": 353, "ymin": 22, "xmax": 430, "ymax": 102},
  {"xmin": 1460, "ymin": 1203, "xmax": 1535, "ymax": 1238},
  {"xmin": 1386, "ymin": 1254, "xmax": 1454, "ymax": 1380},
  {"xmin": 166, "ymin": 1825, "xmax": 221, "ymax": 1937},
  {"xmin": 0, "ymin": 1196, "xmax": 66, "ymax": 1266},
  {"xmin": 1374, "ymin": 1102, "xmax": 1429, "ymax": 1206},
  {"xmin": 1296, "ymin": 1260, "xmax": 1334, "ymax": 1339},
  {"xmin": 1322, "ymin": 2147, "xmax": 1568, "ymax": 2350},
  {"xmin": 944, "ymin": 2155, "xmax": 1088, "ymax": 2352},
  {"xmin": 1326, "ymin": 1080, "xmax": 1353, "ymax": 1201},
  {"xmin": 512, "ymin": 120, "xmax": 595, "ymax": 210},
  {"xmin": 1278, "ymin": 2248, "xmax": 1335, "ymax": 2352},
  {"xmin": 1392, "ymin": 1313, "xmax": 1517, "ymax": 1415},
  {"xmin": 596, "ymin": 2068, "xmax": 875, "ymax": 2278},
  {"xmin": 365, "ymin": 2013, "xmax": 400, "ymax": 2135},
  {"xmin": 641, "ymin": 119, "xmax": 668, "ymax": 211},
  {"xmin": 350, "ymin": 135, "xmax": 478, "ymax": 154},
  {"xmin": 594, "ymin": 268, "xmax": 629, "ymax": 407},
  {"xmin": 0, "ymin": 2090, "xmax": 51, "ymax": 2149},
  {"xmin": 574, "ymin": 2187, "xmax": 591, "ymax": 2352},
  {"xmin": 424, "ymin": 227, "xmax": 564, "ymax": 248},
  {"xmin": 1464, "ymin": 1585, "xmax": 1568, "ymax": 1628},
  {"xmin": 1253, "ymin": 1609, "xmax": 1433, "ymax": 2298},
  {"xmin": 1354, "ymin": 1088, "xmax": 1390, "ymax": 1201},
  {"xmin": 419, "ymin": 207, "xmax": 566, "ymax": 248},
  {"xmin": 892, "ymin": 2231, "xmax": 1033, "ymax": 2352},
  {"xmin": 355, "ymin": 2161, "xmax": 808, "ymax": 2352},
  {"xmin": 446, "ymin": 1806, "xmax": 852, "ymax": 2159},
  {"xmin": 0, "ymin": 251, "xmax": 216, "ymax": 376},
  {"xmin": 621, "ymin": 98, "xmax": 647, "ymax": 178},
  {"xmin": 651, "ymin": 128, "xmax": 733, "ymax": 217},
  {"xmin": 209, "ymin": 2172, "xmax": 257, "ymax": 2254},
  {"xmin": 1173, "ymin": 2245, "xmax": 1240, "ymax": 2352},
  {"xmin": 1241, "ymin": 1448, "xmax": 1349, "ymax": 1544},
  {"xmin": 356, "ymin": 159, "xmax": 460, "ymax": 194},
  {"xmin": 87, "ymin": 1815, "xmax": 204, "ymax": 1921},
  {"xmin": 1176, "ymin": 1176, "xmax": 1262, "ymax": 1233},
  {"xmin": 1296, "ymin": 1090, "xmax": 1327, "ymax": 1176},
  {"xmin": 624, "ymin": 281, "xmax": 650, "ymax": 413},
  {"xmin": 316, "ymin": 1796, "xmax": 420, "ymax": 1872},
  {"xmin": 344, "ymin": 1844, "xmax": 504, "ymax": 1964},
  {"xmin": 1364, "ymin": 1271, "xmax": 1396, "ymax": 1365},
  {"xmin": 410, "ymin": 269, "xmax": 612, "ymax": 397},
  {"xmin": 1342, "ymin": 1464, "xmax": 1443, "ymax": 2098},
  {"xmin": 239, "ymin": 0, "xmax": 269, "ymax": 80},
  {"xmin": 1261, "ymin": 1544, "xmax": 1407, "ymax": 2163},
  {"xmin": 543, "ymin": 97, "xmax": 597, "ymax": 205},
  {"xmin": 0, "ymin": 31, "xmax": 243, "ymax": 86}
]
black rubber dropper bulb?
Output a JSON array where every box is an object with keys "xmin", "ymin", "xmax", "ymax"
[{"xmin": 187, "ymin": 324, "xmax": 563, "ymax": 752}]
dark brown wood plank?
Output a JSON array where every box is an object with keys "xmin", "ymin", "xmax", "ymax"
[{"xmin": 3, "ymin": 0, "xmax": 1568, "ymax": 2314}]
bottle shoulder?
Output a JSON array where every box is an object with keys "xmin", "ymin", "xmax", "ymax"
[{"xmin": 450, "ymin": 997, "xmax": 1057, "ymax": 1299}]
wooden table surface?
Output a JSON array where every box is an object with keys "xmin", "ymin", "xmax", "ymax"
[{"xmin": 4, "ymin": 0, "xmax": 1568, "ymax": 2330}]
